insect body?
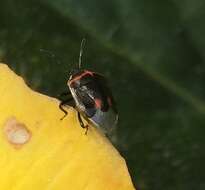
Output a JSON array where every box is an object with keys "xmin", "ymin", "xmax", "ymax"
[{"xmin": 59, "ymin": 39, "xmax": 118, "ymax": 134}]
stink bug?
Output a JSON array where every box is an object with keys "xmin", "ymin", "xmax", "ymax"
[{"xmin": 59, "ymin": 39, "xmax": 118, "ymax": 134}]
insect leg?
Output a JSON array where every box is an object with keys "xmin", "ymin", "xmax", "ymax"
[
  {"xmin": 59, "ymin": 97, "xmax": 73, "ymax": 120},
  {"xmin": 77, "ymin": 112, "xmax": 89, "ymax": 135},
  {"xmin": 58, "ymin": 91, "xmax": 71, "ymax": 98}
]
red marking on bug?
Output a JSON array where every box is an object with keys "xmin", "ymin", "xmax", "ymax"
[
  {"xmin": 69, "ymin": 70, "xmax": 94, "ymax": 84},
  {"xmin": 107, "ymin": 97, "xmax": 112, "ymax": 106},
  {"xmin": 95, "ymin": 98, "xmax": 102, "ymax": 109}
]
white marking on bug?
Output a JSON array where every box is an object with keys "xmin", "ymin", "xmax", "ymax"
[{"xmin": 3, "ymin": 117, "xmax": 31, "ymax": 147}]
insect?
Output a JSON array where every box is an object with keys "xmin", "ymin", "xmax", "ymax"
[{"xmin": 59, "ymin": 39, "xmax": 118, "ymax": 134}]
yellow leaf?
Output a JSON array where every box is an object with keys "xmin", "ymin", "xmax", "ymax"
[{"xmin": 0, "ymin": 63, "xmax": 135, "ymax": 190}]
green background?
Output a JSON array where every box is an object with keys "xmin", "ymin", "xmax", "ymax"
[{"xmin": 0, "ymin": 0, "xmax": 204, "ymax": 189}]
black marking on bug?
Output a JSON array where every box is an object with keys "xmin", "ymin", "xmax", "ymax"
[{"xmin": 59, "ymin": 39, "xmax": 118, "ymax": 135}]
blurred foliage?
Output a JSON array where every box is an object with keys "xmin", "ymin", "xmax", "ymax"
[{"xmin": 0, "ymin": 0, "xmax": 205, "ymax": 189}]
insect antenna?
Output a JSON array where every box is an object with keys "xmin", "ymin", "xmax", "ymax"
[
  {"xmin": 39, "ymin": 48, "xmax": 61, "ymax": 65},
  {"xmin": 78, "ymin": 38, "xmax": 86, "ymax": 69}
]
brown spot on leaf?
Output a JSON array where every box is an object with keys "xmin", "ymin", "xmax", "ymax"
[{"xmin": 3, "ymin": 117, "xmax": 31, "ymax": 148}]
